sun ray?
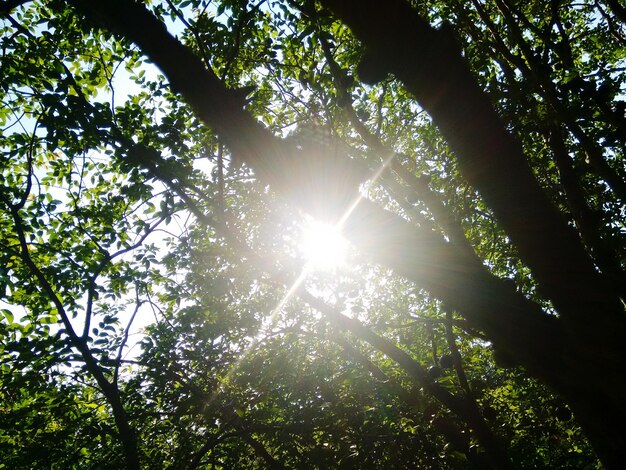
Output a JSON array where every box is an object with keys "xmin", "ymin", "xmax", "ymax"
[
  {"xmin": 205, "ymin": 152, "xmax": 396, "ymax": 406},
  {"xmin": 337, "ymin": 151, "xmax": 397, "ymax": 229}
]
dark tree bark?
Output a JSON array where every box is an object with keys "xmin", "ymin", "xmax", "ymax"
[
  {"xmin": 604, "ymin": 0, "xmax": 626, "ymax": 24},
  {"xmin": 317, "ymin": 0, "xmax": 626, "ymax": 467},
  {"xmin": 62, "ymin": 0, "xmax": 626, "ymax": 467}
]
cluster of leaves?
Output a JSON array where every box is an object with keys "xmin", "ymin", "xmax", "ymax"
[{"xmin": 1, "ymin": 0, "xmax": 624, "ymax": 468}]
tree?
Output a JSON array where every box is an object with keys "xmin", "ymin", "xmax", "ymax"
[{"xmin": 0, "ymin": 0, "xmax": 624, "ymax": 468}]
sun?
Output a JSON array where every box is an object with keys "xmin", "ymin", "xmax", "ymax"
[{"xmin": 300, "ymin": 219, "xmax": 348, "ymax": 271}]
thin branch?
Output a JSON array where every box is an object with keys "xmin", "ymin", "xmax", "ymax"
[
  {"xmin": 82, "ymin": 212, "xmax": 169, "ymax": 339},
  {"xmin": 242, "ymin": 435, "xmax": 287, "ymax": 470},
  {"xmin": 0, "ymin": 194, "xmax": 140, "ymax": 469},
  {"xmin": 603, "ymin": 0, "xmax": 626, "ymax": 25},
  {"xmin": 299, "ymin": 290, "xmax": 511, "ymax": 469},
  {"xmin": 443, "ymin": 309, "xmax": 471, "ymax": 395},
  {"xmin": 14, "ymin": 116, "xmax": 39, "ymax": 210},
  {"xmin": 113, "ymin": 290, "xmax": 143, "ymax": 386}
]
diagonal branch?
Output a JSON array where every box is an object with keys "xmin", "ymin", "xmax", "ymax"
[
  {"xmin": 317, "ymin": 0, "xmax": 624, "ymax": 328},
  {"xmin": 603, "ymin": 0, "xmax": 626, "ymax": 25},
  {"xmin": 0, "ymin": 0, "xmax": 29, "ymax": 16},
  {"xmin": 0, "ymin": 194, "xmax": 140, "ymax": 469},
  {"xmin": 299, "ymin": 290, "xmax": 511, "ymax": 469},
  {"xmin": 315, "ymin": 28, "xmax": 474, "ymax": 253},
  {"xmin": 62, "ymin": 0, "xmax": 566, "ymax": 380}
]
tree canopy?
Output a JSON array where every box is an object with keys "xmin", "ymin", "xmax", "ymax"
[{"xmin": 1, "ymin": 0, "xmax": 625, "ymax": 468}]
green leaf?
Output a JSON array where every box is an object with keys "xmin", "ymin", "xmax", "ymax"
[{"xmin": 2, "ymin": 309, "xmax": 14, "ymax": 325}]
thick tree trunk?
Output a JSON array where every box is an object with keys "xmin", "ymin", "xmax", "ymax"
[
  {"xmin": 317, "ymin": 0, "xmax": 624, "ymax": 326},
  {"xmin": 66, "ymin": 0, "xmax": 565, "ymax": 379},
  {"xmin": 554, "ymin": 367, "xmax": 626, "ymax": 469},
  {"xmin": 65, "ymin": 0, "xmax": 626, "ymax": 466},
  {"xmin": 318, "ymin": 0, "xmax": 626, "ymax": 466}
]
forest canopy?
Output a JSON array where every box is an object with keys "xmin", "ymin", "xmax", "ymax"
[{"xmin": 1, "ymin": 0, "xmax": 625, "ymax": 468}]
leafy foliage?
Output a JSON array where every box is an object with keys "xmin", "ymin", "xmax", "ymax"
[{"xmin": 0, "ymin": 0, "xmax": 624, "ymax": 468}]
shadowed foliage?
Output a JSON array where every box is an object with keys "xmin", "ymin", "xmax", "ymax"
[{"xmin": 0, "ymin": 0, "xmax": 624, "ymax": 468}]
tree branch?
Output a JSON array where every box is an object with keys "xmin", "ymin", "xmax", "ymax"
[
  {"xmin": 63, "ymin": 0, "xmax": 567, "ymax": 380},
  {"xmin": 299, "ymin": 290, "xmax": 511, "ymax": 469},
  {"xmin": 317, "ymin": 0, "xmax": 624, "ymax": 332},
  {"xmin": 0, "ymin": 0, "xmax": 30, "ymax": 16},
  {"xmin": 0, "ymin": 194, "xmax": 140, "ymax": 469}
]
